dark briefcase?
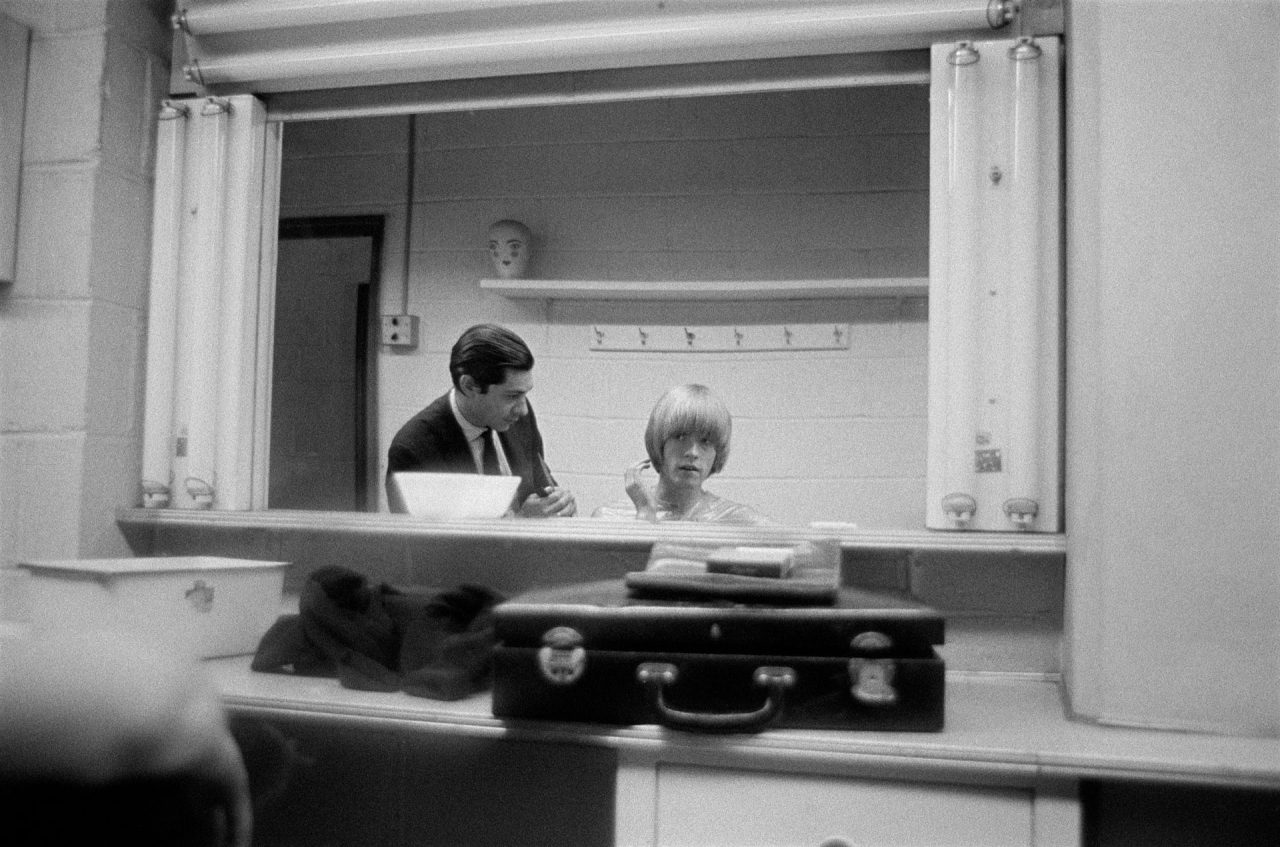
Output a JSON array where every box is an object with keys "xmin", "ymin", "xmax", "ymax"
[{"xmin": 491, "ymin": 578, "xmax": 945, "ymax": 733}]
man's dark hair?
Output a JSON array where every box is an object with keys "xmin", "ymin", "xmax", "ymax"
[{"xmin": 449, "ymin": 323, "xmax": 534, "ymax": 391}]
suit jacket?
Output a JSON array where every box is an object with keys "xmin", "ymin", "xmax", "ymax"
[{"xmin": 385, "ymin": 392, "xmax": 555, "ymax": 513}]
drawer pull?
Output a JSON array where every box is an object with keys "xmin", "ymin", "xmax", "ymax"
[{"xmin": 635, "ymin": 662, "xmax": 796, "ymax": 732}]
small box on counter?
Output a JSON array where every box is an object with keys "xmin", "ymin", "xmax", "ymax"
[
  {"xmin": 16, "ymin": 556, "xmax": 288, "ymax": 658},
  {"xmin": 705, "ymin": 546, "xmax": 796, "ymax": 578}
]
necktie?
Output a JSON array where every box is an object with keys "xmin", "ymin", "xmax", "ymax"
[{"xmin": 480, "ymin": 429, "xmax": 500, "ymax": 475}]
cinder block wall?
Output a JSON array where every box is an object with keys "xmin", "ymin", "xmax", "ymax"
[
  {"xmin": 0, "ymin": 0, "xmax": 170, "ymax": 565},
  {"xmin": 280, "ymin": 85, "xmax": 930, "ymax": 527}
]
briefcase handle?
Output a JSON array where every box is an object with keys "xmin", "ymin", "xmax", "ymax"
[{"xmin": 636, "ymin": 662, "xmax": 796, "ymax": 732}]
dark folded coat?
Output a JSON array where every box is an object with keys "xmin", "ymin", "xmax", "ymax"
[{"xmin": 251, "ymin": 565, "xmax": 504, "ymax": 701}]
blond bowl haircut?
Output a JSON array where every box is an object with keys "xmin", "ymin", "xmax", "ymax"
[{"xmin": 644, "ymin": 384, "xmax": 732, "ymax": 475}]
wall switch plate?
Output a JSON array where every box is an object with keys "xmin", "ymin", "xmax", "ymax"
[{"xmin": 381, "ymin": 314, "xmax": 418, "ymax": 348}]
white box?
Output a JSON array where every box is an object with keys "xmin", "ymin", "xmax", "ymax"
[
  {"xmin": 16, "ymin": 556, "xmax": 288, "ymax": 658},
  {"xmin": 705, "ymin": 546, "xmax": 796, "ymax": 578}
]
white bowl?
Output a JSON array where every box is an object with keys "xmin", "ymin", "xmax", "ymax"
[{"xmin": 391, "ymin": 471, "xmax": 520, "ymax": 520}]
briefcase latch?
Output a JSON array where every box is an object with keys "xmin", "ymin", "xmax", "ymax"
[
  {"xmin": 848, "ymin": 658, "xmax": 898, "ymax": 706},
  {"xmin": 538, "ymin": 626, "xmax": 587, "ymax": 685},
  {"xmin": 850, "ymin": 631, "xmax": 894, "ymax": 653}
]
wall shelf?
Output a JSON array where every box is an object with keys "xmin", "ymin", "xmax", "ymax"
[{"xmin": 480, "ymin": 277, "xmax": 928, "ymax": 301}]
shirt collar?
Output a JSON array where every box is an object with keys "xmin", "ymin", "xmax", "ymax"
[{"xmin": 449, "ymin": 388, "xmax": 489, "ymax": 443}]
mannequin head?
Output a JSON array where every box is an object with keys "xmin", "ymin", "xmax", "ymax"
[{"xmin": 487, "ymin": 219, "xmax": 532, "ymax": 279}]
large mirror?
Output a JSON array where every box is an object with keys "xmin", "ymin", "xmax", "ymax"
[{"xmin": 269, "ymin": 78, "xmax": 931, "ymax": 530}]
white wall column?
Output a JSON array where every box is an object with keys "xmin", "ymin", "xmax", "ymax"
[{"xmin": 1063, "ymin": 0, "xmax": 1280, "ymax": 736}]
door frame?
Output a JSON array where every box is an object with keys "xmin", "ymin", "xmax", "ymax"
[{"xmin": 275, "ymin": 215, "xmax": 384, "ymax": 511}]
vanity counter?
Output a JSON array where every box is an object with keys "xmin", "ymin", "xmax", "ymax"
[
  {"xmin": 210, "ymin": 655, "xmax": 1280, "ymax": 847},
  {"xmin": 208, "ymin": 656, "xmax": 1280, "ymax": 792},
  {"xmin": 128, "ymin": 507, "xmax": 1274, "ymax": 844}
]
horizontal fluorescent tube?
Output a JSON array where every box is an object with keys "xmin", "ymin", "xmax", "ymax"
[
  {"xmin": 186, "ymin": 1, "xmax": 1002, "ymax": 86},
  {"xmin": 177, "ymin": 0, "xmax": 571, "ymax": 35},
  {"xmin": 268, "ymin": 67, "xmax": 930, "ymax": 121}
]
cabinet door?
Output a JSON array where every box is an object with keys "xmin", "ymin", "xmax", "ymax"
[{"xmin": 653, "ymin": 765, "xmax": 1034, "ymax": 847}]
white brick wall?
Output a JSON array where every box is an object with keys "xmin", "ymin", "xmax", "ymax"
[
  {"xmin": 281, "ymin": 85, "xmax": 930, "ymax": 527},
  {"xmin": 0, "ymin": 0, "xmax": 169, "ymax": 564}
]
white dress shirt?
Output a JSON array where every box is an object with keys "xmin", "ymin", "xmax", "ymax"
[{"xmin": 448, "ymin": 389, "xmax": 511, "ymax": 475}]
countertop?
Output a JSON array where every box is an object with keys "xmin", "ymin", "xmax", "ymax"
[{"xmin": 208, "ymin": 657, "xmax": 1280, "ymax": 791}]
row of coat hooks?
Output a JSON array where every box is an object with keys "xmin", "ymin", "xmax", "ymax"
[{"xmin": 588, "ymin": 323, "xmax": 851, "ymax": 352}]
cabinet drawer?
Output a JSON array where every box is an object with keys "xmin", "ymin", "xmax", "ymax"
[{"xmin": 654, "ymin": 765, "xmax": 1033, "ymax": 847}]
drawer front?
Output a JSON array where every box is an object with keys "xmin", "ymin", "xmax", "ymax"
[{"xmin": 653, "ymin": 765, "xmax": 1033, "ymax": 847}]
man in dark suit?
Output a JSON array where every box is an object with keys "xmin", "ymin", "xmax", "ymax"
[{"xmin": 386, "ymin": 323, "xmax": 577, "ymax": 517}]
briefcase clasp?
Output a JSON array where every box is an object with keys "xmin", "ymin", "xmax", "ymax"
[
  {"xmin": 538, "ymin": 626, "xmax": 587, "ymax": 685},
  {"xmin": 848, "ymin": 657, "xmax": 898, "ymax": 706}
]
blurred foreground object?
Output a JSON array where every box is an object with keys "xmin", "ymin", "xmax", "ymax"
[{"xmin": 0, "ymin": 627, "xmax": 251, "ymax": 846}]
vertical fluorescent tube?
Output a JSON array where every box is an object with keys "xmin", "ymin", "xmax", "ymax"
[
  {"xmin": 172, "ymin": 98, "xmax": 230, "ymax": 509},
  {"xmin": 1004, "ymin": 38, "xmax": 1043, "ymax": 529},
  {"xmin": 169, "ymin": 102, "xmax": 205, "ymax": 510},
  {"xmin": 214, "ymin": 95, "xmax": 267, "ymax": 510},
  {"xmin": 942, "ymin": 43, "xmax": 981, "ymax": 527},
  {"xmin": 140, "ymin": 102, "xmax": 188, "ymax": 507},
  {"xmin": 251, "ymin": 120, "xmax": 283, "ymax": 509},
  {"xmin": 928, "ymin": 36, "xmax": 1060, "ymax": 532}
]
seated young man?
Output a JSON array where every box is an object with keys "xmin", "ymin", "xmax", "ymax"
[
  {"xmin": 386, "ymin": 323, "xmax": 576, "ymax": 518},
  {"xmin": 593, "ymin": 383, "xmax": 772, "ymax": 526}
]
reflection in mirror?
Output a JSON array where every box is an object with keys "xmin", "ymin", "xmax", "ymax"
[
  {"xmin": 269, "ymin": 217, "xmax": 382, "ymax": 511},
  {"xmin": 272, "ymin": 81, "xmax": 930, "ymax": 528}
]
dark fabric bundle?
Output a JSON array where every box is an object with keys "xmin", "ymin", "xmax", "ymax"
[{"xmin": 251, "ymin": 565, "xmax": 504, "ymax": 701}]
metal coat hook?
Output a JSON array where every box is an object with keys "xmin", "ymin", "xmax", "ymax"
[
  {"xmin": 734, "ymin": 328, "xmax": 744, "ymax": 347},
  {"xmin": 833, "ymin": 325, "xmax": 844, "ymax": 343},
  {"xmin": 593, "ymin": 326, "xmax": 604, "ymax": 345},
  {"xmin": 638, "ymin": 327, "xmax": 648, "ymax": 346},
  {"xmin": 783, "ymin": 326, "xmax": 793, "ymax": 345},
  {"xmin": 684, "ymin": 327, "xmax": 696, "ymax": 347}
]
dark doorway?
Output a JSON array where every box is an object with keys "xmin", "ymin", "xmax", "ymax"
[{"xmin": 269, "ymin": 216, "xmax": 383, "ymax": 511}]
